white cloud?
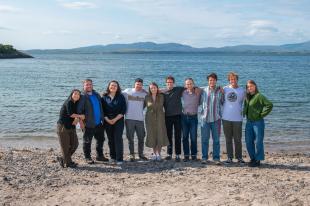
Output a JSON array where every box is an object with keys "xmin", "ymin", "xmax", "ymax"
[
  {"xmin": 247, "ymin": 20, "xmax": 279, "ymax": 36},
  {"xmin": 60, "ymin": 1, "xmax": 97, "ymax": 9},
  {"xmin": 0, "ymin": 4, "xmax": 21, "ymax": 12},
  {"xmin": 42, "ymin": 30, "xmax": 73, "ymax": 35}
]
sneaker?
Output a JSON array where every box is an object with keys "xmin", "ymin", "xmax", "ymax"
[
  {"xmin": 224, "ymin": 158, "xmax": 233, "ymax": 164},
  {"xmin": 165, "ymin": 155, "xmax": 172, "ymax": 160},
  {"xmin": 201, "ymin": 159, "xmax": 207, "ymax": 164},
  {"xmin": 237, "ymin": 158, "xmax": 245, "ymax": 164},
  {"xmin": 175, "ymin": 155, "xmax": 181, "ymax": 162},
  {"xmin": 96, "ymin": 156, "xmax": 109, "ymax": 162},
  {"xmin": 129, "ymin": 154, "xmax": 135, "ymax": 162},
  {"xmin": 139, "ymin": 155, "xmax": 148, "ymax": 161},
  {"xmin": 56, "ymin": 156, "xmax": 64, "ymax": 168},
  {"xmin": 151, "ymin": 154, "xmax": 157, "ymax": 161},
  {"xmin": 248, "ymin": 159, "xmax": 257, "ymax": 167},
  {"xmin": 156, "ymin": 155, "xmax": 162, "ymax": 161},
  {"xmin": 214, "ymin": 159, "xmax": 222, "ymax": 165},
  {"xmin": 191, "ymin": 156, "xmax": 197, "ymax": 161},
  {"xmin": 183, "ymin": 156, "xmax": 190, "ymax": 162},
  {"xmin": 85, "ymin": 158, "xmax": 95, "ymax": 164},
  {"xmin": 109, "ymin": 159, "xmax": 116, "ymax": 164},
  {"xmin": 256, "ymin": 160, "xmax": 261, "ymax": 167}
]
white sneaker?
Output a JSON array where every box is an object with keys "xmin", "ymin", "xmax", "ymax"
[
  {"xmin": 151, "ymin": 154, "xmax": 157, "ymax": 161},
  {"xmin": 116, "ymin": 161, "xmax": 123, "ymax": 165},
  {"xmin": 156, "ymin": 155, "xmax": 161, "ymax": 161}
]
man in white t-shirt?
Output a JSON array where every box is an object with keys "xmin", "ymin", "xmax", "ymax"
[
  {"xmin": 222, "ymin": 72, "xmax": 246, "ymax": 164},
  {"xmin": 122, "ymin": 78, "xmax": 148, "ymax": 161}
]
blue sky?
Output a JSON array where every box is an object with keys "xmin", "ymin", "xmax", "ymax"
[{"xmin": 0, "ymin": 0, "xmax": 309, "ymax": 49}]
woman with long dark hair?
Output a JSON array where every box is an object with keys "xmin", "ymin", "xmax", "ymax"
[
  {"xmin": 244, "ymin": 80, "xmax": 273, "ymax": 167},
  {"xmin": 57, "ymin": 89, "xmax": 84, "ymax": 168},
  {"xmin": 145, "ymin": 82, "xmax": 169, "ymax": 161},
  {"xmin": 102, "ymin": 80, "xmax": 126, "ymax": 165}
]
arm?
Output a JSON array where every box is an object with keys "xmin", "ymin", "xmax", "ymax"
[{"xmin": 260, "ymin": 94, "xmax": 273, "ymax": 118}]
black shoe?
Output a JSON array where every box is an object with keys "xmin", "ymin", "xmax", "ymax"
[
  {"xmin": 57, "ymin": 156, "xmax": 64, "ymax": 168},
  {"xmin": 237, "ymin": 158, "xmax": 246, "ymax": 164},
  {"xmin": 224, "ymin": 158, "xmax": 233, "ymax": 164},
  {"xmin": 67, "ymin": 162, "xmax": 77, "ymax": 168},
  {"xmin": 183, "ymin": 156, "xmax": 190, "ymax": 162},
  {"xmin": 85, "ymin": 158, "xmax": 95, "ymax": 164},
  {"xmin": 175, "ymin": 155, "xmax": 181, "ymax": 162},
  {"xmin": 191, "ymin": 156, "xmax": 197, "ymax": 161},
  {"xmin": 248, "ymin": 159, "xmax": 257, "ymax": 167},
  {"xmin": 165, "ymin": 155, "xmax": 172, "ymax": 160},
  {"xmin": 139, "ymin": 155, "xmax": 148, "ymax": 161},
  {"xmin": 256, "ymin": 160, "xmax": 261, "ymax": 167},
  {"xmin": 96, "ymin": 156, "xmax": 109, "ymax": 162}
]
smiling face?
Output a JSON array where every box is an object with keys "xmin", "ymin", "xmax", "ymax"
[
  {"xmin": 229, "ymin": 76, "xmax": 238, "ymax": 88},
  {"xmin": 83, "ymin": 80, "xmax": 93, "ymax": 92},
  {"xmin": 71, "ymin": 91, "xmax": 80, "ymax": 102},
  {"xmin": 208, "ymin": 77, "xmax": 217, "ymax": 88},
  {"xmin": 149, "ymin": 84, "xmax": 158, "ymax": 95},
  {"xmin": 247, "ymin": 83, "xmax": 256, "ymax": 94},
  {"xmin": 166, "ymin": 79, "xmax": 174, "ymax": 90},
  {"xmin": 109, "ymin": 82, "xmax": 118, "ymax": 94},
  {"xmin": 134, "ymin": 81, "xmax": 143, "ymax": 91},
  {"xmin": 185, "ymin": 79, "xmax": 194, "ymax": 90}
]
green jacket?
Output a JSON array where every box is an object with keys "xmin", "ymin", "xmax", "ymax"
[{"xmin": 243, "ymin": 92, "xmax": 273, "ymax": 121}]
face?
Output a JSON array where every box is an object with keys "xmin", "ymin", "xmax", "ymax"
[
  {"xmin": 109, "ymin": 82, "xmax": 118, "ymax": 93},
  {"xmin": 149, "ymin": 84, "xmax": 158, "ymax": 95},
  {"xmin": 166, "ymin": 79, "xmax": 174, "ymax": 90},
  {"xmin": 83, "ymin": 81, "xmax": 93, "ymax": 92},
  {"xmin": 208, "ymin": 77, "xmax": 217, "ymax": 88},
  {"xmin": 247, "ymin": 83, "xmax": 256, "ymax": 94},
  {"xmin": 134, "ymin": 81, "xmax": 143, "ymax": 91},
  {"xmin": 229, "ymin": 76, "xmax": 238, "ymax": 87},
  {"xmin": 71, "ymin": 91, "xmax": 80, "ymax": 102},
  {"xmin": 185, "ymin": 79, "xmax": 194, "ymax": 90}
]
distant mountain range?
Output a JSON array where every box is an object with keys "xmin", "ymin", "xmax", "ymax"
[{"xmin": 26, "ymin": 41, "xmax": 310, "ymax": 54}]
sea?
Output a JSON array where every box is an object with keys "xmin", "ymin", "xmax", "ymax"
[{"xmin": 0, "ymin": 52, "xmax": 309, "ymax": 149}]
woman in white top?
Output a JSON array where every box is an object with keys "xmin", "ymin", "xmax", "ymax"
[{"xmin": 222, "ymin": 72, "xmax": 245, "ymax": 164}]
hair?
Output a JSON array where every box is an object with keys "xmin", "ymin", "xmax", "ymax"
[
  {"xmin": 105, "ymin": 80, "xmax": 122, "ymax": 96},
  {"xmin": 135, "ymin": 78, "xmax": 143, "ymax": 83},
  {"xmin": 83, "ymin": 79, "xmax": 93, "ymax": 84},
  {"xmin": 68, "ymin": 89, "xmax": 81, "ymax": 100},
  {"xmin": 185, "ymin": 77, "xmax": 194, "ymax": 84},
  {"xmin": 246, "ymin": 80, "xmax": 259, "ymax": 99},
  {"xmin": 227, "ymin": 72, "xmax": 239, "ymax": 81},
  {"xmin": 207, "ymin": 73, "xmax": 218, "ymax": 81},
  {"xmin": 149, "ymin": 82, "xmax": 159, "ymax": 95},
  {"xmin": 166, "ymin": 75, "xmax": 175, "ymax": 83}
]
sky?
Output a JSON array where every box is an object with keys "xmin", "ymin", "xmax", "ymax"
[{"xmin": 0, "ymin": 0, "xmax": 309, "ymax": 49}]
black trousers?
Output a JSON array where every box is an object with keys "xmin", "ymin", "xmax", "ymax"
[
  {"xmin": 105, "ymin": 118, "xmax": 124, "ymax": 161},
  {"xmin": 165, "ymin": 115, "xmax": 182, "ymax": 155},
  {"xmin": 83, "ymin": 123, "xmax": 105, "ymax": 159}
]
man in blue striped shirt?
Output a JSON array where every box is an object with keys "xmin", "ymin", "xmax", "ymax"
[{"xmin": 200, "ymin": 73, "xmax": 223, "ymax": 164}]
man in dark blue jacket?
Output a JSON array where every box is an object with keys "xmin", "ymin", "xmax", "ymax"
[{"xmin": 78, "ymin": 79, "xmax": 108, "ymax": 164}]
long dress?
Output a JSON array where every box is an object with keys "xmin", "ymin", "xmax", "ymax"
[{"xmin": 145, "ymin": 94, "xmax": 169, "ymax": 148}]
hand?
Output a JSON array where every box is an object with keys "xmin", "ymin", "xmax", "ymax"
[
  {"xmin": 194, "ymin": 87, "xmax": 202, "ymax": 96},
  {"xmin": 79, "ymin": 115, "xmax": 85, "ymax": 120},
  {"xmin": 72, "ymin": 118, "xmax": 79, "ymax": 125}
]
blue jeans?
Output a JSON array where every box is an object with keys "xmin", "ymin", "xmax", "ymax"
[
  {"xmin": 245, "ymin": 119, "xmax": 265, "ymax": 161},
  {"xmin": 182, "ymin": 114, "xmax": 198, "ymax": 158},
  {"xmin": 201, "ymin": 119, "xmax": 221, "ymax": 160}
]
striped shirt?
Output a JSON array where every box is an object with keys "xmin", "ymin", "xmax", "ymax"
[{"xmin": 200, "ymin": 86, "xmax": 223, "ymax": 123}]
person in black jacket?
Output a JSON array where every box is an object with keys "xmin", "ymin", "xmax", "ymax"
[
  {"xmin": 102, "ymin": 80, "xmax": 126, "ymax": 165},
  {"xmin": 57, "ymin": 89, "xmax": 84, "ymax": 168},
  {"xmin": 78, "ymin": 79, "xmax": 108, "ymax": 164}
]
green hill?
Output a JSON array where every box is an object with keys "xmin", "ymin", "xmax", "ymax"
[{"xmin": 0, "ymin": 44, "xmax": 33, "ymax": 59}]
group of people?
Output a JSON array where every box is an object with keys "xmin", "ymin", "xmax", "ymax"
[{"xmin": 56, "ymin": 72, "xmax": 273, "ymax": 168}]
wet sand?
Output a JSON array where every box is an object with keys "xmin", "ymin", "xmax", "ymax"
[{"xmin": 1, "ymin": 137, "xmax": 310, "ymax": 206}]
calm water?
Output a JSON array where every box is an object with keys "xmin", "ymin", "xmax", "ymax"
[{"xmin": 0, "ymin": 53, "xmax": 309, "ymax": 144}]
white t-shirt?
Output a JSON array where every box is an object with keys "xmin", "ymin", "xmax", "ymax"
[
  {"xmin": 122, "ymin": 88, "xmax": 148, "ymax": 121},
  {"xmin": 222, "ymin": 86, "xmax": 245, "ymax": 122}
]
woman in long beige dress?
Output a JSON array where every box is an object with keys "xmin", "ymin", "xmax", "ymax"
[{"xmin": 145, "ymin": 82, "xmax": 169, "ymax": 161}]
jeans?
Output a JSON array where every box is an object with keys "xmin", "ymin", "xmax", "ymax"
[
  {"xmin": 165, "ymin": 115, "xmax": 182, "ymax": 155},
  {"xmin": 201, "ymin": 119, "xmax": 221, "ymax": 160},
  {"xmin": 182, "ymin": 114, "xmax": 198, "ymax": 158},
  {"xmin": 83, "ymin": 123, "xmax": 105, "ymax": 159},
  {"xmin": 105, "ymin": 118, "xmax": 124, "ymax": 161},
  {"xmin": 245, "ymin": 119, "xmax": 265, "ymax": 161}
]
